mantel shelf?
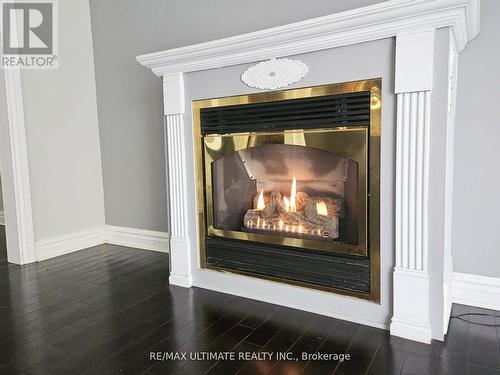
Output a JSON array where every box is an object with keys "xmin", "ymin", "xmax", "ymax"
[{"xmin": 137, "ymin": 0, "xmax": 479, "ymax": 76}]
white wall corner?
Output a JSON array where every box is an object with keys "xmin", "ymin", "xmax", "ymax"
[
  {"xmin": 395, "ymin": 29, "xmax": 435, "ymax": 93},
  {"xmin": 0, "ymin": 211, "xmax": 4, "ymax": 226},
  {"xmin": 3, "ymin": 68, "xmax": 36, "ymax": 265},
  {"xmin": 163, "ymin": 73, "xmax": 185, "ymax": 115},
  {"xmin": 452, "ymin": 272, "xmax": 500, "ymax": 311},
  {"xmin": 105, "ymin": 225, "xmax": 169, "ymax": 253}
]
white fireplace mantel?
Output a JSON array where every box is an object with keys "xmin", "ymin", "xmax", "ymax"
[
  {"xmin": 138, "ymin": 0, "xmax": 478, "ymax": 77},
  {"xmin": 137, "ymin": 0, "xmax": 479, "ymax": 344}
]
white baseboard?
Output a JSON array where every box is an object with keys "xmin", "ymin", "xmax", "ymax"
[
  {"xmin": 390, "ymin": 318, "xmax": 432, "ymax": 344},
  {"xmin": 452, "ymin": 272, "xmax": 500, "ymax": 311},
  {"xmin": 35, "ymin": 228, "xmax": 106, "ymax": 261},
  {"xmin": 105, "ymin": 225, "xmax": 169, "ymax": 253},
  {"xmin": 34, "ymin": 225, "xmax": 170, "ymax": 261},
  {"xmin": 0, "ymin": 211, "xmax": 4, "ymax": 225}
]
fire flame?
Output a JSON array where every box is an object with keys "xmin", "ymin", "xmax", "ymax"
[
  {"xmin": 256, "ymin": 189, "xmax": 265, "ymax": 211},
  {"xmin": 316, "ymin": 201, "xmax": 328, "ymax": 216},
  {"xmin": 283, "ymin": 196, "xmax": 290, "ymax": 212},
  {"xmin": 290, "ymin": 177, "xmax": 297, "ymax": 212},
  {"xmin": 283, "ymin": 177, "xmax": 298, "ymax": 213}
]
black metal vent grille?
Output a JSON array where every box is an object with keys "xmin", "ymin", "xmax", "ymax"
[
  {"xmin": 200, "ymin": 91, "xmax": 371, "ymax": 134},
  {"xmin": 205, "ymin": 238, "xmax": 370, "ymax": 293}
]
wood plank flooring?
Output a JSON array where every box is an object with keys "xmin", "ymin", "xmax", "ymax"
[{"xmin": 0, "ymin": 225, "xmax": 499, "ymax": 374}]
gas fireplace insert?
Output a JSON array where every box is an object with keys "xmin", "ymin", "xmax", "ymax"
[{"xmin": 193, "ymin": 79, "xmax": 380, "ymax": 301}]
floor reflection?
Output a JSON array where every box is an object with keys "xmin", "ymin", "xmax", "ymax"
[{"xmin": 0, "ymin": 230, "xmax": 498, "ymax": 375}]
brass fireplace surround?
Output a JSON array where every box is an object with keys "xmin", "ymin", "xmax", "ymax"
[{"xmin": 193, "ymin": 79, "xmax": 381, "ymax": 301}]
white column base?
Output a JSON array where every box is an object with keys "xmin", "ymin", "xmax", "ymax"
[
  {"xmin": 169, "ymin": 274, "xmax": 193, "ymax": 288},
  {"xmin": 168, "ymin": 237, "xmax": 192, "ymax": 288},
  {"xmin": 390, "ymin": 268, "xmax": 431, "ymax": 344},
  {"xmin": 390, "ymin": 318, "xmax": 432, "ymax": 344}
]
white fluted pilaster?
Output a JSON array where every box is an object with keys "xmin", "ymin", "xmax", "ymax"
[
  {"xmin": 390, "ymin": 29, "xmax": 434, "ymax": 344},
  {"xmin": 391, "ymin": 91, "xmax": 432, "ymax": 343},
  {"xmin": 166, "ymin": 114, "xmax": 188, "ymax": 239},
  {"xmin": 395, "ymin": 91, "xmax": 431, "ymax": 272},
  {"xmin": 163, "ymin": 73, "xmax": 192, "ymax": 287}
]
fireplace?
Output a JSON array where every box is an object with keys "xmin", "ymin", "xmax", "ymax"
[
  {"xmin": 138, "ymin": 0, "xmax": 479, "ymax": 343},
  {"xmin": 194, "ymin": 79, "xmax": 380, "ymax": 301}
]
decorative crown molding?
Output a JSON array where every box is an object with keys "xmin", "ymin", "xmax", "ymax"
[
  {"xmin": 137, "ymin": 0, "xmax": 479, "ymax": 77},
  {"xmin": 241, "ymin": 58, "xmax": 308, "ymax": 90}
]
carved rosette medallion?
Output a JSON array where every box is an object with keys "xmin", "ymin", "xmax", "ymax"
[{"xmin": 241, "ymin": 58, "xmax": 309, "ymax": 90}]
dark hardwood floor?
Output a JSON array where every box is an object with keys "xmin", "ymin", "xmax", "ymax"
[{"xmin": 0, "ymin": 225, "xmax": 498, "ymax": 374}]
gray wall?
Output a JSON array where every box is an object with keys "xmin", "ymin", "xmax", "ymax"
[
  {"xmin": 452, "ymin": 0, "xmax": 500, "ymax": 278},
  {"xmin": 20, "ymin": 0, "xmax": 105, "ymax": 241},
  {"xmin": 89, "ymin": 0, "xmax": 385, "ymax": 232}
]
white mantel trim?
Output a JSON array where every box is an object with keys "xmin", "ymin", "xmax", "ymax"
[{"xmin": 137, "ymin": 0, "xmax": 479, "ymax": 76}]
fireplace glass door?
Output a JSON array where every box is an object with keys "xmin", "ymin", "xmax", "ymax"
[{"xmin": 204, "ymin": 127, "xmax": 368, "ymax": 256}]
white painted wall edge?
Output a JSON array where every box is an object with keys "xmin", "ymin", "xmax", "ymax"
[
  {"xmin": 34, "ymin": 225, "xmax": 169, "ymax": 261},
  {"xmin": 452, "ymin": 272, "xmax": 500, "ymax": 311},
  {"xmin": 105, "ymin": 225, "xmax": 169, "ymax": 253},
  {"xmin": 0, "ymin": 211, "xmax": 4, "ymax": 226},
  {"xmin": 3, "ymin": 68, "xmax": 37, "ymax": 264}
]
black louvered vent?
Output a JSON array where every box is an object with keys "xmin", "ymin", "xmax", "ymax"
[
  {"xmin": 205, "ymin": 237, "xmax": 370, "ymax": 293},
  {"xmin": 201, "ymin": 91, "xmax": 371, "ymax": 134}
]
